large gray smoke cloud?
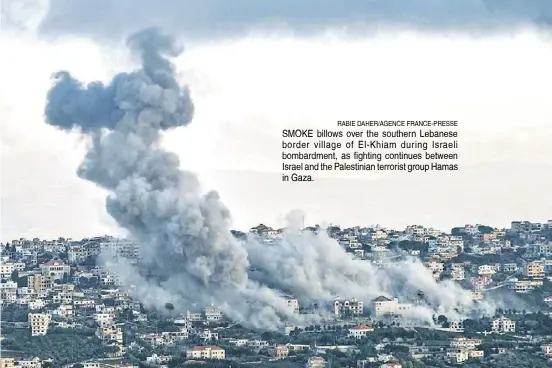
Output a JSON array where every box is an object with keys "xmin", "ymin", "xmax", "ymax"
[
  {"xmin": 45, "ymin": 28, "xmax": 492, "ymax": 329},
  {"xmin": 44, "ymin": 27, "xmax": 303, "ymax": 329}
]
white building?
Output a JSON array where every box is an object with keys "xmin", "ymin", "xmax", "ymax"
[
  {"xmin": 333, "ymin": 297, "xmax": 363, "ymax": 317},
  {"xmin": 478, "ymin": 265, "xmax": 496, "ymax": 276},
  {"xmin": 372, "ymin": 296, "xmax": 411, "ymax": 317},
  {"xmin": 450, "ymin": 338, "xmax": 482, "ymax": 350},
  {"xmin": 448, "ymin": 320, "xmax": 464, "ymax": 332},
  {"xmin": 0, "ymin": 263, "xmax": 14, "ymax": 280},
  {"xmin": 306, "ymin": 356, "xmax": 327, "ymax": 367},
  {"xmin": 28, "ymin": 313, "xmax": 51, "ymax": 336},
  {"xmin": 541, "ymin": 344, "xmax": 552, "ymax": 358},
  {"xmin": 204, "ymin": 306, "xmax": 223, "ymax": 322},
  {"xmin": 198, "ymin": 329, "xmax": 219, "ymax": 341},
  {"xmin": 186, "ymin": 346, "xmax": 225, "ymax": 360},
  {"xmin": 56, "ymin": 304, "xmax": 73, "ymax": 319},
  {"xmin": 0, "ymin": 281, "xmax": 18, "ymax": 304},
  {"xmin": 348, "ymin": 325, "xmax": 374, "ymax": 339},
  {"xmin": 425, "ymin": 260, "xmax": 444, "ymax": 280},
  {"xmin": 40, "ymin": 260, "xmax": 70, "ymax": 281},
  {"xmin": 492, "ymin": 317, "xmax": 516, "ymax": 333},
  {"xmin": 450, "ymin": 264, "xmax": 465, "ymax": 281},
  {"xmin": 282, "ymin": 295, "xmax": 300, "ymax": 314}
]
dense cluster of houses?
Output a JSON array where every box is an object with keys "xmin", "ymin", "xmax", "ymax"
[{"xmin": 2, "ymin": 220, "xmax": 552, "ymax": 366}]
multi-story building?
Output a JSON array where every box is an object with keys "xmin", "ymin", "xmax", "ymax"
[
  {"xmin": 449, "ymin": 236, "xmax": 464, "ymax": 250},
  {"xmin": 478, "ymin": 265, "xmax": 497, "ymax": 276},
  {"xmin": 269, "ymin": 344, "xmax": 289, "ymax": 359},
  {"xmin": 492, "ymin": 317, "xmax": 516, "ymax": 333},
  {"xmin": 405, "ymin": 225, "xmax": 426, "ymax": 236},
  {"xmin": 52, "ymin": 291, "xmax": 73, "ymax": 305},
  {"xmin": 95, "ymin": 312, "xmax": 115, "ymax": 327},
  {"xmin": 511, "ymin": 221, "xmax": 538, "ymax": 232},
  {"xmin": 186, "ymin": 310, "xmax": 203, "ymax": 322},
  {"xmin": 471, "ymin": 275, "xmax": 492, "ymax": 290},
  {"xmin": 282, "ymin": 295, "xmax": 300, "ymax": 314},
  {"xmin": 447, "ymin": 349, "xmax": 469, "ymax": 364},
  {"xmin": 186, "ymin": 346, "xmax": 225, "ymax": 360},
  {"xmin": 204, "ymin": 306, "xmax": 224, "ymax": 322},
  {"xmin": 449, "ymin": 264, "xmax": 465, "ymax": 281},
  {"xmin": 0, "ymin": 263, "xmax": 14, "ymax": 280},
  {"xmin": 507, "ymin": 278, "xmax": 543, "ymax": 293},
  {"xmin": 450, "ymin": 338, "xmax": 482, "ymax": 350},
  {"xmin": 0, "ymin": 358, "xmax": 16, "ymax": 368},
  {"xmin": 68, "ymin": 242, "xmax": 100, "ymax": 264},
  {"xmin": 40, "ymin": 260, "xmax": 70, "ymax": 281},
  {"xmin": 100, "ymin": 238, "xmax": 141, "ymax": 262},
  {"xmin": 372, "ymin": 296, "xmax": 411, "ymax": 317},
  {"xmin": 28, "ymin": 313, "xmax": 51, "ymax": 336},
  {"xmin": 530, "ymin": 242, "xmax": 552, "ymax": 256},
  {"xmin": 471, "ymin": 290, "xmax": 483, "ymax": 302},
  {"xmin": 97, "ymin": 324, "xmax": 123, "ymax": 345},
  {"xmin": 198, "ymin": 329, "xmax": 218, "ymax": 341},
  {"xmin": 99, "ymin": 272, "xmax": 120, "ymax": 286},
  {"xmin": 524, "ymin": 261, "xmax": 545, "ymax": 278},
  {"xmin": 27, "ymin": 274, "xmax": 53, "ymax": 297},
  {"xmin": 0, "ymin": 281, "xmax": 18, "ymax": 304},
  {"xmin": 56, "ymin": 304, "xmax": 73, "ymax": 319},
  {"xmin": 541, "ymin": 344, "xmax": 552, "ymax": 358},
  {"xmin": 502, "ymin": 263, "xmax": 518, "ymax": 273},
  {"xmin": 333, "ymin": 297, "xmax": 363, "ymax": 317},
  {"xmin": 448, "ymin": 321, "xmax": 464, "ymax": 332},
  {"xmin": 425, "ymin": 260, "xmax": 444, "ymax": 280}
]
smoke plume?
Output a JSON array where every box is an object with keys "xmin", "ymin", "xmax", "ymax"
[
  {"xmin": 44, "ymin": 27, "xmax": 304, "ymax": 329},
  {"xmin": 45, "ymin": 28, "xmax": 492, "ymax": 329}
]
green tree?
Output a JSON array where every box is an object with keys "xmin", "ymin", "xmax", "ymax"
[
  {"xmin": 478, "ymin": 225, "xmax": 494, "ymax": 234},
  {"xmin": 10, "ymin": 270, "xmax": 19, "ymax": 282}
]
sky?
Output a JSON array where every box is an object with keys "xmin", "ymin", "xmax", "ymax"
[{"xmin": 1, "ymin": 0, "xmax": 552, "ymax": 242}]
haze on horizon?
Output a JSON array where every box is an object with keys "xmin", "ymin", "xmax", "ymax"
[{"xmin": 1, "ymin": 0, "xmax": 552, "ymax": 242}]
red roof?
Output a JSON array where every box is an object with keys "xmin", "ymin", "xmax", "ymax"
[
  {"xmin": 45, "ymin": 259, "xmax": 66, "ymax": 266},
  {"xmin": 350, "ymin": 325, "xmax": 373, "ymax": 331}
]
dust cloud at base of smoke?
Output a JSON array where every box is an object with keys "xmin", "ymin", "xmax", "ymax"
[{"xmin": 44, "ymin": 27, "xmax": 499, "ymax": 330}]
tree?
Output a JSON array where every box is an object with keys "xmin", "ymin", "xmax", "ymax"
[
  {"xmin": 10, "ymin": 270, "xmax": 19, "ymax": 283},
  {"xmin": 451, "ymin": 227, "xmax": 466, "ymax": 236},
  {"xmin": 478, "ymin": 225, "xmax": 494, "ymax": 234},
  {"xmin": 82, "ymin": 255, "xmax": 97, "ymax": 267},
  {"xmin": 17, "ymin": 275, "xmax": 28, "ymax": 288},
  {"xmin": 342, "ymin": 309, "xmax": 354, "ymax": 320}
]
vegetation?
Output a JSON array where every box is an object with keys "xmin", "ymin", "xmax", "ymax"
[{"xmin": 1, "ymin": 328, "xmax": 116, "ymax": 366}]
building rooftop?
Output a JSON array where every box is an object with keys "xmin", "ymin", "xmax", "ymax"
[
  {"xmin": 44, "ymin": 259, "xmax": 66, "ymax": 266},
  {"xmin": 189, "ymin": 345, "xmax": 223, "ymax": 351},
  {"xmin": 350, "ymin": 325, "xmax": 373, "ymax": 331}
]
